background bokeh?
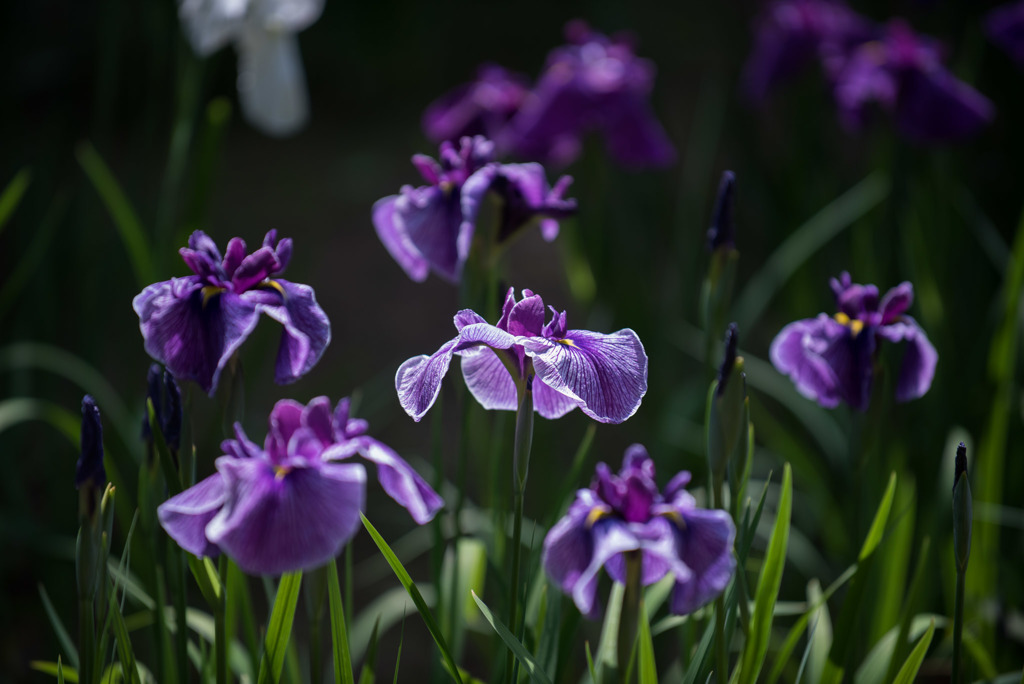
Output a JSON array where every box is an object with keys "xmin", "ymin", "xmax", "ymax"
[{"xmin": 2, "ymin": 1, "xmax": 1022, "ymax": 680}]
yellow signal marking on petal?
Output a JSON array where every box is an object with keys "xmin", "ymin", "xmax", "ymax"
[
  {"xmin": 833, "ymin": 312, "xmax": 865, "ymax": 337},
  {"xmin": 201, "ymin": 286, "xmax": 226, "ymax": 307},
  {"xmin": 263, "ymin": 279, "xmax": 286, "ymax": 297},
  {"xmin": 557, "ymin": 338, "xmax": 577, "ymax": 348},
  {"xmin": 660, "ymin": 510, "xmax": 686, "ymax": 529},
  {"xmin": 586, "ymin": 506, "xmax": 610, "ymax": 528},
  {"xmin": 274, "ymin": 465, "xmax": 291, "ymax": 480},
  {"xmin": 834, "ymin": 312, "xmax": 851, "ymax": 325}
]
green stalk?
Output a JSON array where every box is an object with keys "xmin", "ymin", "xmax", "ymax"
[
  {"xmin": 216, "ymin": 556, "xmax": 228, "ymax": 684},
  {"xmin": 618, "ymin": 551, "xmax": 643, "ymax": 683},
  {"xmin": 505, "ymin": 379, "xmax": 534, "ymax": 683},
  {"xmin": 712, "ymin": 475, "xmax": 728, "ymax": 682},
  {"xmin": 952, "ymin": 571, "xmax": 965, "ymax": 684},
  {"xmin": 78, "ymin": 597, "xmax": 94, "ymax": 684}
]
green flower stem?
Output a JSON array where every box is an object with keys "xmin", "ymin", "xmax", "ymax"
[
  {"xmin": 952, "ymin": 570, "xmax": 965, "ymax": 684},
  {"xmin": 215, "ymin": 555, "xmax": 228, "ymax": 684},
  {"xmin": 618, "ymin": 551, "xmax": 643, "ymax": 682},
  {"xmin": 506, "ymin": 378, "xmax": 534, "ymax": 684},
  {"xmin": 712, "ymin": 474, "xmax": 728, "ymax": 682}
]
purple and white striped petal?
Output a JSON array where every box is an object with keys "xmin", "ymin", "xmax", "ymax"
[
  {"xmin": 372, "ymin": 195, "xmax": 431, "ymax": 282},
  {"xmin": 354, "ymin": 438, "xmax": 444, "ymax": 524},
  {"xmin": 523, "ymin": 328, "xmax": 648, "ymax": 424},
  {"xmin": 459, "ymin": 347, "xmax": 518, "ymax": 412},
  {"xmin": 533, "ymin": 377, "xmax": 579, "ymax": 419},
  {"xmin": 603, "ymin": 516, "xmax": 693, "ymax": 588},
  {"xmin": 157, "ymin": 473, "xmax": 226, "ymax": 559}
]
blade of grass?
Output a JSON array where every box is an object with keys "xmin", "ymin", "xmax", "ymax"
[
  {"xmin": 357, "ymin": 617, "xmax": 380, "ymax": 684},
  {"xmin": 40, "ymin": 584, "xmax": 80, "ymax": 669},
  {"xmin": 31, "ymin": 661, "xmax": 79, "ymax": 683},
  {"xmin": 585, "ymin": 642, "xmax": 598, "ymax": 684},
  {"xmin": 257, "ymin": 571, "xmax": 303, "ymax": 684},
  {"xmin": 392, "ymin": 612, "xmax": 405, "ymax": 684},
  {"xmin": 470, "ymin": 592, "xmax": 553, "ymax": 684},
  {"xmin": 0, "ymin": 188, "xmax": 63, "ymax": 321},
  {"xmin": 0, "ymin": 167, "xmax": 31, "ymax": 236},
  {"xmin": 328, "ymin": 558, "xmax": 354, "ymax": 684},
  {"xmin": 637, "ymin": 600, "xmax": 657, "ymax": 684},
  {"xmin": 361, "ymin": 515, "xmax": 462, "ymax": 684},
  {"xmin": 891, "ymin": 619, "xmax": 935, "ymax": 684}
]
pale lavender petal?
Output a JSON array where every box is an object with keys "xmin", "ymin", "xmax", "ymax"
[
  {"xmin": 393, "ymin": 185, "xmax": 463, "ymax": 282},
  {"xmin": 769, "ymin": 316, "xmax": 843, "ymax": 409},
  {"xmin": 372, "ymin": 195, "xmax": 430, "ymax": 282},
  {"xmin": 396, "ymin": 338, "xmax": 460, "ymax": 422},
  {"xmin": 571, "ymin": 520, "xmax": 643, "ymax": 617},
  {"xmin": 354, "ymin": 438, "xmax": 444, "ymax": 524},
  {"xmin": 671, "ymin": 508, "xmax": 736, "ymax": 615},
  {"xmin": 454, "ymin": 309, "xmax": 488, "ymax": 331},
  {"xmin": 206, "ymin": 457, "xmax": 366, "ymax": 575},
  {"xmin": 541, "ymin": 498, "xmax": 594, "ymax": 605},
  {"xmin": 603, "ymin": 517, "xmax": 692, "ymax": 588},
  {"xmin": 254, "ymin": 279, "xmax": 331, "ymax": 385},
  {"xmin": 876, "ymin": 317, "xmax": 938, "ymax": 402},
  {"xmin": 453, "ymin": 322, "xmax": 517, "ymax": 352},
  {"xmin": 459, "ymin": 347, "xmax": 518, "ymax": 412},
  {"xmin": 157, "ymin": 473, "xmax": 226, "ymax": 559},
  {"xmin": 533, "ymin": 377, "xmax": 578, "ymax": 419},
  {"xmin": 523, "ymin": 328, "xmax": 648, "ymax": 423}
]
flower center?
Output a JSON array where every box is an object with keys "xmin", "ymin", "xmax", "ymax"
[
  {"xmin": 834, "ymin": 312, "xmax": 865, "ymax": 337},
  {"xmin": 586, "ymin": 505, "xmax": 611, "ymax": 528},
  {"xmin": 556, "ymin": 338, "xmax": 577, "ymax": 348},
  {"xmin": 260, "ymin": 279, "xmax": 286, "ymax": 297},
  {"xmin": 273, "ymin": 465, "xmax": 292, "ymax": 480},
  {"xmin": 659, "ymin": 509, "xmax": 686, "ymax": 530},
  {"xmin": 201, "ymin": 286, "xmax": 226, "ymax": 307}
]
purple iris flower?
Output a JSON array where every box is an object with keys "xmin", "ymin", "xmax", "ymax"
[
  {"xmin": 543, "ymin": 445, "xmax": 735, "ymax": 617},
  {"xmin": 158, "ymin": 396, "xmax": 443, "ymax": 575},
  {"xmin": 422, "ymin": 64, "xmax": 531, "ymax": 144},
  {"xmin": 502, "ymin": 20, "xmax": 676, "ymax": 169},
  {"xmin": 741, "ymin": 0, "xmax": 874, "ymax": 102},
  {"xmin": 985, "ymin": 2, "xmax": 1024, "ymax": 69},
  {"xmin": 770, "ymin": 272, "xmax": 938, "ymax": 412},
  {"xmin": 829, "ymin": 20, "xmax": 994, "ymax": 142},
  {"xmin": 372, "ymin": 136, "xmax": 576, "ymax": 283},
  {"xmin": 396, "ymin": 287, "xmax": 648, "ymax": 424},
  {"xmin": 133, "ymin": 230, "xmax": 330, "ymax": 396}
]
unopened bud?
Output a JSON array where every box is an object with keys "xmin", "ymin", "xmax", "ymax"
[
  {"xmin": 707, "ymin": 170, "xmax": 736, "ymax": 252},
  {"xmin": 952, "ymin": 442, "xmax": 972, "ymax": 574}
]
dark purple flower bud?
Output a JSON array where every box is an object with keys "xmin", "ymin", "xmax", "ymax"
[
  {"xmin": 954, "ymin": 442, "xmax": 967, "ymax": 492},
  {"xmin": 502, "ymin": 21, "xmax": 676, "ymax": 169},
  {"xmin": 985, "ymin": 2, "xmax": 1024, "ymax": 69},
  {"xmin": 770, "ymin": 272, "xmax": 938, "ymax": 411},
  {"xmin": 707, "ymin": 171, "xmax": 737, "ymax": 252},
  {"xmin": 396, "ymin": 287, "xmax": 648, "ymax": 424},
  {"xmin": 717, "ymin": 323, "xmax": 739, "ymax": 396},
  {"xmin": 133, "ymin": 230, "xmax": 331, "ymax": 396},
  {"xmin": 423, "ymin": 64, "xmax": 531, "ymax": 143},
  {"xmin": 142, "ymin": 365, "xmax": 183, "ymax": 452},
  {"xmin": 542, "ymin": 445, "xmax": 735, "ymax": 617},
  {"xmin": 952, "ymin": 442, "xmax": 972, "ymax": 572},
  {"xmin": 76, "ymin": 395, "xmax": 105, "ymax": 489}
]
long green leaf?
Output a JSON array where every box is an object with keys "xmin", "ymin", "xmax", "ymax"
[
  {"xmin": 75, "ymin": 140, "xmax": 154, "ymax": 288},
  {"xmin": 257, "ymin": 571, "xmax": 303, "ymax": 684},
  {"xmin": 0, "ymin": 167, "xmax": 31, "ymax": 236},
  {"xmin": 361, "ymin": 515, "xmax": 463, "ymax": 684},
  {"xmin": 891, "ymin": 619, "xmax": 935, "ymax": 684},
  {"xmin": 585, "ymin": 642, "xmax": 598, "ymax": 684},
  {"xmin": 470, "ymin": 592, "xmax": 553, "ymax": 684},
  {"xmin": 31, "ymin": 661, "xmax": 79, "ymax": 682},
  {"xmin": 637, "ymin": 601, "xmax": 657, "ymax": 684},
  {"xmin": 392, "ymin": 613, "xmax": 405, "ymax": 684},
  {"xmin": 40, "ymin": 584, "xmax": 80, "ymax": 669},
  {"xmin": 0, "ymin": 188, "xmax": 62, "ymax": 322},
  {"xmin": 738, "ymin": 463, "xmax": 792, "ymax": 684},
  {"xmin": 328, "ymin": 558, "xmax": 354, "ymax": 684},
  {"xmin": 357, "ymin": 617, "xmax": 380, "ymax": 684},
  {"xmin": 858, "ymin": 472, "xmax": 897, "ymax": 562},
  {"xmin": 107, "ymin": 591, "xmax": 140, "ymax": 684}
]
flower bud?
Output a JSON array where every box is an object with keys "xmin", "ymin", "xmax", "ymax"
[
  {"xmin": 707, "ymin": 170, "xmax": 736, "ymax": 252},
  {"xmin": 76, "ymin": 396, "xmax": 105, "ymax": 491},
  {"xmin": 952, "ymin": 442, "xmax": 972, "ymax": 573}
]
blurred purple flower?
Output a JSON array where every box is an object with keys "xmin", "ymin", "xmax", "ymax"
[
  {"xmin": 502, "ymin": 20, "xmax": 676, "ymax": 169},
  {"xmin": 985, "ymin": 2, "xmax": 1024, "ymax": 68},
  {"xmin": 178, "ymin": 0, "xmax": 324, "ymax": 136},
  {"xmin": 830, "ymin": 20, "xmax": 994, "ymax": 142},
  {"xmin": 396, "ymin": 287, "xmax": 648, "ymax": 424},
  {"xmin": 158, "ymin": 396, "xmax": 443, "ymax": 574},
  {"xmin": 423, "ymin": 65, "xmax": 531, "ymax": 143},
  {"xmin": 543, "ymin": 445, "xmax": 735, "ymax": 617},
  {"xmin": 133, "ymin": 230, "xmax": 330, "ymax": 396},
  {"xmin": 742, "ymin": 0, "xmax": 874, "ymax": 101},
  {"xmin": 770, "ymin": 272, "xmax": 938, "ymax": 411},
  {"xmin": 372, "ymin": 137, "xmax": 575, "ymax": 283}
]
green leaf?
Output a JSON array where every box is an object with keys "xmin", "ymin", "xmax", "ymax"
[
  {"xmin": 595, "ymin": 581, "xmax": 625, "ymax": 678},
  {"xmin": 31, "ymin": 660, "xmax": 79, "ymax": 682},
  {"xmin": 858, "ymin": 472, "xmax": 897, "ymax": 562},
  {"xmin": 890, "ymin": 619, "xmax": 935, "ymax": 684},
  {"xmin": 470, "ymin": 592, "xmax": 553, "ymax": 684},
  {"xmin": 0, "ymin": 167, "xmax": 31, "ymax": 236},
  {"xmin": 187, "ymin": 555, "xmax": 221, "ymax": 608},
  {"xmin": 637, "ymin": 601, "xmax": 657, "ymax": 684},
  {"xmin": 738, "ymin": 463, "xmax": 792, "ymax": 684},
  {"xmin": 0, "ymin": 187, "xmax": 62, "ymax": 322},
  {"xmin": 40, "ymin": 584, "xmax": 80, "ymax": 669},
  {"xmin": 357, "ymin": 617, "xmax": 380, "ymax": 684},
  {"xmin": 257, "ymin": 571, "xmax": 303, "ymax": 684},
  {"xmin": 76, "ymin": 141, "xmax": 154, "ymax": 289},
  {"xmin": 107, "ymin": 590, "xmax": 140, "ymax": 684},
  {"xmin": 361, "ymin": 515, "xmax": 462, "ymax": 684},
  {"xmin": 328, "ymin": 558, "xmax": 354, "ymax": 684},
  {"xmin": 57, "ymin": 656, "xmax": 66, "ymax": 684},
  {"xmin": 585, "ymin": 642, "xmax": 598, "ymax": 684},
  {"xmin": 392, "ymin": 613, "xmax": 405, "ymax": 684}
]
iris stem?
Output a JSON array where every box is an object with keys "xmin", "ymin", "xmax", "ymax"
[
  {"xmin": 215, "ymin": 555, "xmax": 228, "ymax": 684},
  {"xmin": 506, "ymin": 380, "xmax": 534, "ymax": 684},
  {"xmin": 952, "ymin": 569, "xmax": 965, "ymax": 684},
  {"xmin": 618, "ymin": 551, "xmax": 643, "ymax": 683},
  {"xmin": 712, "ymin": 474, "xmax": 728, "ymax": 682}
]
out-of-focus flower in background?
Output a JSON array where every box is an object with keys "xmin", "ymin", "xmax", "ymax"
[
  {"xmin": 76, "ymin": 395, "xmax": 106, "ymax": 491},
  {"xmin": 770, "ymin": 272, "xmax": 938, "ymax": 411},
  {"xmin": 542, "ymin": 445, "xmax": 735, "ymax": 617},
  {"xmin": 503, "ymin": 20, "xmax": 676, "ymax": 168},
  {"xmin": 423, "ymin": 64, "xmax": 531, "ymax": 144},
  {"xmin": 396, "ymin": 287, "xmax": 648, "ymax": 423},
  {"xmin": 178, "ymin": 0, "xmax": 324, "ymax": 136},
  {"xmin": 372, "ymin": 136, "xmax": 575, "ymax": 283},
  {"xmin": 133, "ymin": 230, "xmax": 331, "ymax": 396},
  {"xmin": 986, "ymin": 1, "xmax": 1024, "ymax": 69}
]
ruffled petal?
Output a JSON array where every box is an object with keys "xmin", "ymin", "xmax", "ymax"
[
  {"xmin": 396, "ymin": 338, "xmax": 460, "ymax": 422},
  {"xmin": 352, "ymin": 437, "xmax": 444, "ymax": 524},
  {"xmin": 459, "ymin": 347, "xmax": 518, "ymax": 412},
  {"xmin": 532, "ymin": 377, "xmax": 578, "ymax": 419},
  {"xmin": 523, "ymin": 328, "xmax": 648, "ymax": 423},
  {"xmin": 670, "ymin": 508, "xmax": 736, "ymax": 615},
  {"xmin": 157, "ymin": 473, "xmax": 226, "ymax": 559},
  {"xmin": 877, "ymin": 316, "xmax": 938, "ymax": 402},
  {"xmin": 206, "ymin": 457, "xmax": 366, "ymax": 575},
  {"xmin": 541, "ymin": 499, "xmax": 594, "ymax": 607},
  {"xmin": 570, "ymin": 520, "xmax": 643, "ymax": 617},
  {"xmin": 133, "ymin": 279, "xmax": 261, "ymax": 395},
  {"xmin": 603, "ymin": 517, "xmax": 692, "ymax": 588},
  {"xmin": 254, "ymin": 279, "xmax": 331, "ymax": 385},
  {"xmin": 372, "ymin": 195, "xmax": 430, "ymax": 282},
  {"xmin": 392, "ymin": 185, "xmax": 463, "ymax": 282},
  {"xmin": 266, "ymin": 399, "xmax": 305, "ymax": 457},
  {"xmin": 769, "ymin": 316, "xmax": 844, "ymax": 409}
]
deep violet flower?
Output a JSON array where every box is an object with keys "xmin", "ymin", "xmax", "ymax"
[
  {"xmin": 830, "ymin": 20, "xmax": 994, "ymax": 142},
  {"xmin": 770, "ymin": 272, "xmax": 938, "ymax": 412},
  {"xmin": 178, "ymin": 0, "xmax": 323, "ymax": 136},
  {"xmin": 986, "ymin": 2, "xmax": 1024, "ymax": 69},
  {"xmin": 396, "ymin": 287, "xmax": 648, "ymax": 424},
  {"xmin": 503, "ymin": 21, "xmax": 676, "ymax": 169},
  {"xmin": 158, "ymin": 396, "xmax": 443, "ymax": 574},
  {"xmin": 76, "ymin": 395, "xmax": 106, "ymax": 490},
  {"xmin": 372, "ymin": 136, "xmax": 576, "ymax": 283},
  {"xmin": 423, "ymin": 64, "xmax": 532, "ymax": 144},
  {"xmin": 543, "ymin": 445, "xmax": 735, "ymax": 617},
  {"xmin": 133, "ymin": 230, "xmax": 330, "ymax": 396}
]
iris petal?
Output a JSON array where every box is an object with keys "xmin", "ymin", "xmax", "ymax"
[{"xmin": 157, "ymin": 473, "xmax": 226, "ymax": 559}]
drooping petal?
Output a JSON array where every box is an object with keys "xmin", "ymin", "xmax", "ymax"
[
  {"xmin": 206, "ymin": 457, "xmax": 366, "ymax": 575},
  {"xmin": 396, "ymin": 338, "xmax": 460, "ymax": 422},
  {"xmin": 769, "ymin": 316, "xmax": 843, "ymax": 409},
  {"xmin": 541, "ymin": 498, "xmax": 595, "ymax": 604},
  {"xmin": 603, "ymin": 517, "xmax": 692, "ymax": 588},
  {"xmin": 157, "ymin": 473, "xmax": 226, "ymax": 559},
  {"xmin": 134, "ymin": 279, "xmax": 261, "ymax": 395},
  {"xmin": 351, "ymin": 438, "xmax": 444, "ymax": 524},
  {"xmin": 252, "ymin": 279, "xmax": 331, "ymax": 385},
  {"xmin": 532, "ymin": 377, "xmax": 579, "ymax": 419},
  {"xmin": 670, "ymin": 507, "xmax": 736, "ymax": 615},
  {"xmin": 524, "ymin": 328, "xmax": 648, "ymax": 424},
  {"xmin": 876, "ymin": 317, "xmax": 938, "ymax": 402},
  {"xmin": 894, "ymin": 67, "xmax": 994, "ymax": 143},
  {"xmin": 236, "ymin": 27, "xmax": 310, "ymax": 137},
  {"xmin": 372, "ymin": 195, "xmax": 431, "ymax": 282},
  {"xmin": 601, "ymin": 95, "xmax": 677, "ymax": 168},
  {"xmin": 818, "ymin": 322, "xmax": 875, "ymax": 411},
  {"xmin": 391, "ymin": 185, "xmax": 464, "ymax": 282},
  {"xmin": 570, "ymin": 519, "xmax": 643, "ymax": 617},
  {"xmin": 459, "ymin": 347, "xmax": 518, "ymax": 412}
]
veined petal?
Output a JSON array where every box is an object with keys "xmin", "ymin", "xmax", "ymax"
[
  {"xmin": 459, "ymin": 347, "xmax": 518, "ymax": 411},
  {"xmin": 571, "ymin": 520, "xmax": 643, "ymax": 617},
  {"xmin": 533, "ymin": 377, "xmax": 578, "ymax": 419},
  {"xmin": 352, "ymin": 437, "xmax": 444, "ymax": 524},
  {"xmin": 393, "ymin": 185, "xmax": 463, "ymax": 282},
  {"xmin": 253, "ymin": 279, "xmax": 331, "ymax": 385},
  {"xmin": 157, "ymin": 473, "xmax": 226, "ymax": 559},
  {"xmin": 453, "ymin": 322, "xmax": 517, "ymax": 352},
  {"xmin": 396, "ymin": 338, "xmax": 460, "ymax": 422},
  {"xmin": 133, "ymin": 279, "xmax": 261, "ymax": 395},
  {"xmin": 670, "ymin": 507, "xmax": 736, "ymax": 615},
  {"xmin": 524, "ymin": 328, "xmax": 648, "ymax": 423},
  {"xmin": 206, "ymin": 457, "xmax": 366, "ymax": 575},
  {"xmin": 769, "ymin": 316, "xmax": 843, "ymax": 409},
  {"xmin": 877, "ymin": 317, "xmax": 938, "ymax": 402},
  {"xmin": 372, "ymin": 195, "xmax": 431, "ymax": 282},
  {"xmin": 236, "ymin": 27, "xmax": 310, "ymax": 137},
  {"xmin": 541, "ymin": 501, "xmax": 594, "ymax": 607}
]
